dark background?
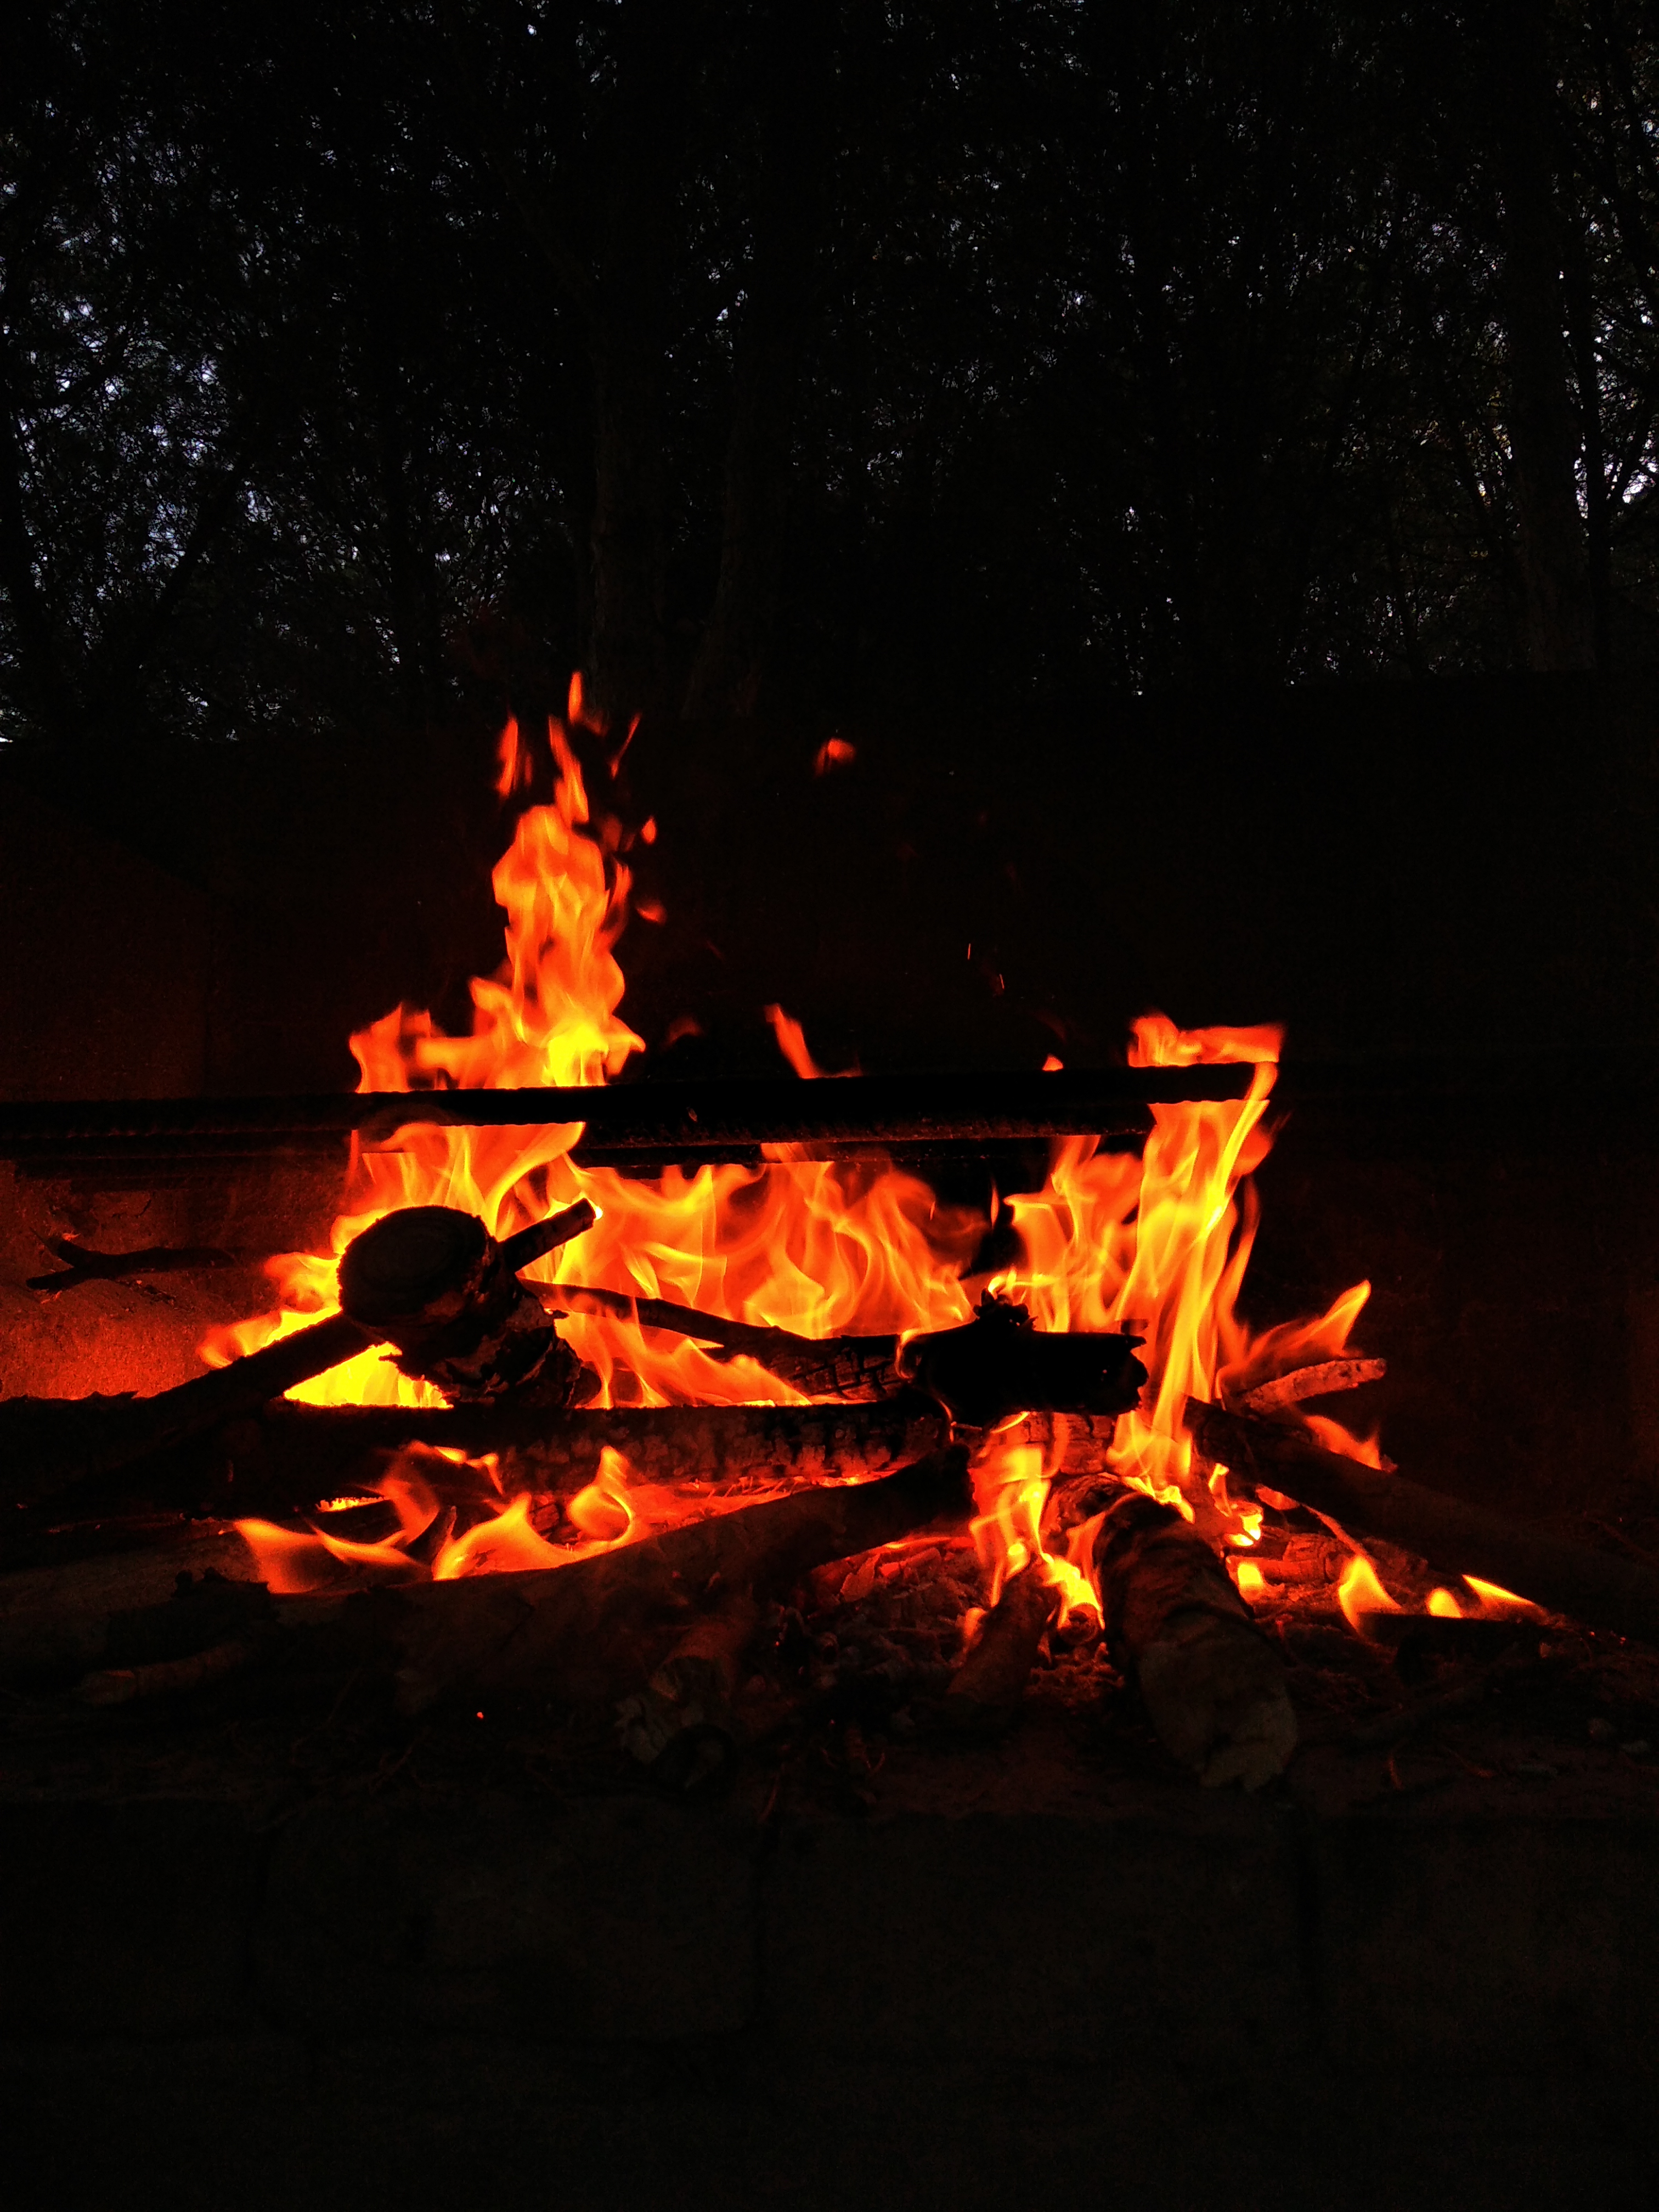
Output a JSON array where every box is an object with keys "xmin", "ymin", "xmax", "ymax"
[
  {"xmin": 4, "ymin": 3, "xmax": 1658, "ymax": 755},
  {"xmin": 5, "ymin": 0, "xmax": 1659, "ymax": 1085}
]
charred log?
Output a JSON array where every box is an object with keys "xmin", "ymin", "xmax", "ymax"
[
  {"xmin": 0, "ymin": 1534, "xmax": 263, "ymax": 1689},
  {"xmin": 545, "ymin": 1287, "xmax": 1147, "ymax": 1426},
  {"xmin": 384, "ymin": 1444, "xmax": 972, "ymax": 1711},
  {"xmin": 1, "ymin": 1448, "xmax": 972, "ymax": 1711},
  {"xmin": 3, "ymin": 1402, "xmax": 952, "ymax": 1539},
  {"xmin": 0, "ymin": 1064, "xmax": 1257, "ymax": 1164},
  {"xmin": 1091, "ymin": 1491, "xmax": 1296, "ymax": 1789},
  {"xmin": 1186, "ymin": 1398, "xmax": 1659, "ymax": 1650},
  {"xmin": 2, "ymin": 1200, "xmax": 596, "ymax": 1510},
  {"xmin": 26, "ymin": 1236, "xmax": 237, "ymax": 1293}
]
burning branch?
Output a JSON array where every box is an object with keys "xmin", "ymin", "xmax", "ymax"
[
  {"xmin": 3, "ymin": 1200, "xmax": 598, "ymax": 1509},
  {"xmin": 543, "ymin": 1285, "xmax": 1147, "ymax": 1426},
  {"xmin": 1186, "ymin": 1398, "xmax": 1659, "ymax": 1649}
]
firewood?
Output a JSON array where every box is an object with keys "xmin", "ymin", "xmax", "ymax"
[
  {"xmin": 941, "ymin": 1564, "xmax": 1062, "ymax": 1733},
  {"xmin": 1, "ymin": 1451, "xmax": 970, "ymax": 1708},
  {"xmin": 26, "ymin": 1237, "xmax": 237, "ymax": 1293},
  {"xmin": 78, "ymin": 1637, "xmax": 256, "ymax": 1706},
  {"xmin": 1185, "ymin": 1397, "xmax": 1659, "ymax": 1649},
  {"xmin": 384, "ymin": 1444, "xmax": 972, "ymax": 1710},
  {"xmin": 0, "ymin": 1527, "xmax": 259, "ymax": 1686},
  {"xmin": 0, "ymin": 1063, "xmax": 1258, "ymax": 1163},
  {"xmin": 543, "ymin": 1287, "xmax": 1147, "ymax": 1426},
  {"xmin": 195, "ymin": 1400, "xmax": 949, "ymax": 1522},
  {"xmin": 3, "ymin": 1199, "xmax": 597, "ymax": 1511},
  {"xmin": 1090, "ymin": 1491, "xmax": 1297, "ymax": 1788},
  {"xmin": 1232, "ymin": 1357, "xmax": 1386, "ymax": 1413}
]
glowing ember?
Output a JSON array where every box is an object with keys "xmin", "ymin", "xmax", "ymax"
[{"xmin": 220, "ymin": 697, "xmax": 1383, "ymax": 1605}]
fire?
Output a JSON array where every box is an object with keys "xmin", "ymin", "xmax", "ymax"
[
  {"xmin": 221, "ymin": 698, "xmax": 1381, "ymax": 1606},
  {"xmin": 1336, "ymin": 1553, "xmax": 1403, "ymax": 1635},
  {"xmin": 968, "ymin": 1429, "xmax": 1101, "ymax": 1630}
]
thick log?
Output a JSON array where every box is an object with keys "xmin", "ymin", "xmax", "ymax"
[
  {"xmin": 1186, "ymin": 1398, "xmax": 1659, "ymax": 1648},
  {"xmin": 1091, "ymin": 1490, "xmax": 1296, "ymax": 1788},
  {"xmin": 0, "ymin": 1064, "xmax": 1256, "ymax": 1163},
  {"xmin": 1, "ymin": 1450, "xmax": 970, "ymax": 1707},
  {"xmin": 201, "ymin": 1400, "xmax": 949, "ymax": 1521},
  {"xmin": 383, "ymin": 1444, "xmax": 972, "ymax": 1710},
  {"xmin": 941, "ymin": 1564, "xmax": 1062, "ymax": 1733},
  {"xmin": 0, "ymin": 1525, "xmax": 259, "ymax": 1686}
]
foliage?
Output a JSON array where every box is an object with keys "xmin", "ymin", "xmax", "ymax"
[{"xmin": 2, "ymin": 0, "xmax": 1657, "ymax": 757}]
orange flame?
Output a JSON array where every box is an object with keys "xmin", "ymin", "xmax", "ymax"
[
  {"xmin": 1464, "ymin": 1575, "xmax": 1543, "ymax": 1617},
  {"xmin": 215, "ymin": 697, "xmax": 1380, "ymax": 1591},
  {"xmin": 1336, "ymin": 1554, "xmax": 1402, "ymax": 1635},
  {"xmin": 968, "ymin": 1430, "xmax": 1102, "ymax": 1630}
]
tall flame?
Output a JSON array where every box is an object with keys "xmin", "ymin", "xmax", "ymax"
[{"xmin": 217, "ymin": 706, "xmax": 1376, "ymax": 1594}]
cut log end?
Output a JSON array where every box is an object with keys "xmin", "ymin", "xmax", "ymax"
[{"xmin": 1092, "ymin": 1491, "xmax": 1296, "ymax": 1791}]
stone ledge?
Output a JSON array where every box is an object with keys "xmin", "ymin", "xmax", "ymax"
[
  {"xmin": 4, "ymin": 1783, "xmax": 1658, "ymax": 2081},
  {"xmin": 1, "ymin": 2039, "xmax": 1652, "ymax": 2211}
]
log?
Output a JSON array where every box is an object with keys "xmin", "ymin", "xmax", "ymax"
[
  {"xmin": 383, "ymin": 1445, "xmax": 972, "ymax": 1711},
  {"xmin": 1185, "ymin": 1398, "xmax": 1659, "ymax": 1649},
  {"xmin": 0, "ymin": 1527, "xmax": 257, "ymax": 1686},
  {"xmin": 1091, "ymin": 1491, "xmax": 1297, "ymax": 1789},
  {"xmin": 193, "ymin": 1400, "xmax": 950, "ymax": 1522},
  {"xmin": 941, "ymin": 1564, "xmax": 1062, "ymax": 1733},
  {"xmin": 544, "ymin": 1288, "xmax": 1147, "ymax": 1427},
  {"xmin": 78, "ymin": 1637, "xmax": 256, "ymax": 1706},
  {"xmin": 0, "ymin": 1064, "xmax": 1257, "ymax": 1163},
  {"xmin": 1233, "ymin": 1357, "xmax": 1386, "ymax": 1413},
  {"xmin": 26, "ymin": 1237, "xmax": 237, "ymax": 1293},
  {"xmin": 1, "ymin": 1450, "xmax": 970, "ymax": 1708},
  {"xmin": 2, "ymin": 1200, "xmax": 596, "ymax": 1510}
]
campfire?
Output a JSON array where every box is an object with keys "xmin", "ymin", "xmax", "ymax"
[{"xmin": 6, "ymin": 695, "xmax": 1658, "ymax": 1788}]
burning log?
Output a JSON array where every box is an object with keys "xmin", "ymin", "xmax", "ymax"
[
  {"xmin": 941, "ymin": 1563, "xmax": 1062, "ymax": 1734},
  {"xmin": 385, "ymin": 1445, "xmax": 972, "ymax": 1710},
  {"xmin": 1185, "ymin": 1398, "xmax": 1659, "ymax": 1649},
  {"xmin": 0, "ymin": 1448, "xmax": 972, "ymax": 1710},
  {"xmin": 1090, "ymin": 1491, "xmax": 1297, "ymax": 1789},
  {"xmin": 186, "ymin": 1400, "xmax": 950, "ymax": 1523},
  {"xmin": 1232, "ymin": 1357, "xmax": 1386, "ymax": 1413},
  {"xmin": 2, "ymin": 1199, "xmax": 596, "ymax": 1510},
  {"xmin": 544, "ymin": 1287, "xmax": 1147, "ymax": 1427}
]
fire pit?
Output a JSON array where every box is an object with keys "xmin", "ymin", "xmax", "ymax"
[{"xmin": 4, "ymin": 708, "xmax": 1658, "ymax": 2207}]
